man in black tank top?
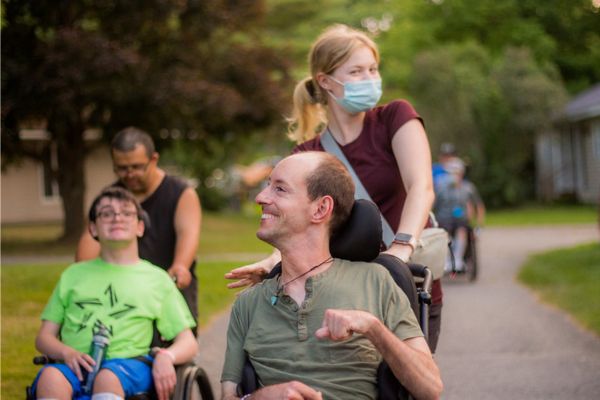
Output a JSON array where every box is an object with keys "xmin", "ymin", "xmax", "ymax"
[{"xmin": 76, "ymin": 127, "xmax": 202, "ymax": 334}]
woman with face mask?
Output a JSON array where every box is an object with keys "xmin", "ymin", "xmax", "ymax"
[{"xmin": 226, "ymin": 24, "xmax": 442, "ymax": 352}]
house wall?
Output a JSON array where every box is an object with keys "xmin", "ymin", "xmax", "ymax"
[
  {"xmin": 1, "ymin": 158, "xmax": 63, "ymax": 223},
  {"xmin": 578, "ymin": 117, "xmax": 600, "ymax": 203},
  {"xmin": 1, "ymin": 145, "xmax": 115, "ymax": 224},
  {"xmin": 535, "ymin": 131, "xmax": 557, "ymax": 201}
]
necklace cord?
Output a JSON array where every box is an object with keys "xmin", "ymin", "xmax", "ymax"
[{"xmin": 271, "ymin": 256, "xmax": 333, "ymax": 306}]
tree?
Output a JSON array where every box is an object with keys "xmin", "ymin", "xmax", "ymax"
[
  {"xmin": 411, "ymin": 0, "xmax": 600, "ymax": 94},
  {"xmin": 409, "ymin": 44, "xmax": 567, "ymax": 206},
  {"xmin": 2, "ymin": 0, "xmax": 291, "ymax": 240}
]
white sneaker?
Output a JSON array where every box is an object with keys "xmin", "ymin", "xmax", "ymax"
[
  {"xmin": 454, "ymin": 259, "xmax": 464, "ymax": 272},
  {"xmin": 444, "ymin": 258, "xmax": 453, "ymax": 273}
]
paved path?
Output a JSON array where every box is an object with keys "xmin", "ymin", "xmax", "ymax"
[
  {"xmin": 196, "ymin": 225, "xmax": 599, "ymax": 399},
  {"xmin": 436, "ymin": 225, "xmax": 599, "ymax": 399}
]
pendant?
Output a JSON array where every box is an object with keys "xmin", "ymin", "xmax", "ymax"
[{"xmin": 271, "ymin": 295, "xmax": 279, "ymax": 306}]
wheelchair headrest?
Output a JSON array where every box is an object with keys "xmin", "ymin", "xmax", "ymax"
[{"xmin": 329, "ymin": 199, "xmax": 382, "ymax": 262}]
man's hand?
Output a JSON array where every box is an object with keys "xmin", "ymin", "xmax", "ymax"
[
  {"xmin": 62, "ymin": 347, "xmax": 95, "ymax": 381},
  {"xmin": 168, "ymin": 265, "xmax": 192, "ymax": 289},
  {"xmin": 152, "ymin": 351, "xmax": 177, "ymax": 400},
  {"xmin": 315, "ymin": 309, "xmax": 378, "ymax": 341},
  {"xmin": 251, "ymin": 381, "xmax": 323, "ymax": 400}
]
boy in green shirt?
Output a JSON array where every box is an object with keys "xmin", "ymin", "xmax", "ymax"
[{"xmin": 31, "ymin": 187, "xmax": 197, "ymax": 400}]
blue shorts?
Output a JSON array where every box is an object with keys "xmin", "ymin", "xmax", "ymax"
[{"xmin": 30, "ymin": 356, "xmax": 154, "ymax": 399}]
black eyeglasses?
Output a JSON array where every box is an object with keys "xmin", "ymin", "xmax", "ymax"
[
  {"xmin": 96, "ymin": 210, "xmax": 138, "ymax": 221},
  {"xmin": 113, "ymin": 161, "xmax": 151, "ymax": 176}
]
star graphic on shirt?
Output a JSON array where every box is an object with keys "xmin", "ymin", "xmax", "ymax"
[{"xmin": 75, "ymin": 284, "xmax": 136, "ymax": 334}]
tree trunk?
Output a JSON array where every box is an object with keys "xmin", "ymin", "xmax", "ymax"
[{"xmin": 55, "ymin": 127, "xmax": 86, "ymax": 243}]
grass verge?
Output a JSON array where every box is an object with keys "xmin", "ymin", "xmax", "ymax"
[
  {"xmin": 1, "ymin": 261, "xmax": 242, "ymax": 399},
  {"xmin": 1, "ymin": 210, "xmax": 272, "ymax": 257},
  {"xmin": 486, "ymin": 204, "xmax": 597, "ymax": 226},
  {"xmin": 518, "ymin": 242, "xmax": 600, "ymax": 336}
]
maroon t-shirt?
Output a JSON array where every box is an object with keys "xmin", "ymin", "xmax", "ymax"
[
  {"xmin": 293, "ymin": 99, "xmax": 443, "ymax": 304},
  {"xmin": 293, "ymin": 100, "xmax": 420, "ymax": 232}
]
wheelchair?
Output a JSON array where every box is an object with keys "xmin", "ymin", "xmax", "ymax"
[
  {"xmin": 237, "ymin": 199, "xmax": 433, "ymax": 400},
  {"xmin": 25, "ymin": 354, "xmax": 214, "ymax": 400},
  {"xmin": 445, "ymin": 224, "xmax": 478, "ymax": 282}
]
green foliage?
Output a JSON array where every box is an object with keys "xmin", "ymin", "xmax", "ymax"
[
  {"xmin": 409, "ymin": 43, "xmax": 567, "ymax": 207},
  {"xmin": 412, "ymin": 0, "xmax": 600, "ymax": 93},
  {"xmin": 518, "ymin": 242, "xmax": 600, "ymax": 335}
]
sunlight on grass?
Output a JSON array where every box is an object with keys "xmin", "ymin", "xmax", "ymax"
[
  {"xmin": 486, "ymin": 204, "xmax": 597, "ymax": 226},
  {"xmin": 518, "ymin": 242, "xmax": 600, "ymax": 336}
]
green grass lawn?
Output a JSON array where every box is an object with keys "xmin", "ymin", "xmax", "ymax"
[
  {"xmin": 486, "ymin": 204, "xmax": 598, "ymax": 226},
  {"xmin": 0, "ymin": 261, "xmax": 243, "ymax": 398},
  {"xmin": 518, "ymin": 242, "xmax": 600, "ymax": 336},
  {"xmin": 1, "ymin": 209, "xmax": 272, "ymax": 257}
]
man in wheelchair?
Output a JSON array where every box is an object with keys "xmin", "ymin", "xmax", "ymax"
[
  {"xmin": 433, "ymin": 157, "xmax": 485, "ymax": 273},
  {"xmin": 220, "ymin": 152, "xmax": 443, "ymax": 400},
  {"xmin": 29, "ymin": 187, "xmax": 198, "ymax": 400}
]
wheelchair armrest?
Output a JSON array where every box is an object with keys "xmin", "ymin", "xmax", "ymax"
[
  {"xmin": 377, "ymin": 361, "xmax": 411, "ymax": 400},
  {"xmin": 237, "ymin": 357, "xmax": 260, "ymax": 396},
  {"xmin": 33, "ymin": 355, "xmax": 56, "ymax": 365}
]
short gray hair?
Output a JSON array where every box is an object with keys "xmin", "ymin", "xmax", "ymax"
[{"xmin": 111, "ymin": 127, "xmax": 155, "ymax": 158}]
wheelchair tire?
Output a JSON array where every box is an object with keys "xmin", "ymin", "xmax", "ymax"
[
  {"xmin": 177, "ymin": 364, "xmax": 214, "ymax": 400},
  {"xmin": 464, "ymin": 229, "xmax": 478, "ymax": 282}
]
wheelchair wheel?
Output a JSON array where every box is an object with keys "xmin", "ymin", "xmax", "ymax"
[
  {"xmin": 463, "ymin": 228, "xmax": 478, "ymax": 282},
  {"xmin": 174, "ymin": 363, "xmax": 214, "ymax": 400}
]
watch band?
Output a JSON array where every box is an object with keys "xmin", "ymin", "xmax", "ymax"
[{"xmin": 393, "ymin": 233, "xmax": 417, "ymax": 251}]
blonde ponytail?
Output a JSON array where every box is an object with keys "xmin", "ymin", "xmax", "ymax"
[{"xmin": 287, "ymin": 77, "xmax": 327, "ymax": 143}]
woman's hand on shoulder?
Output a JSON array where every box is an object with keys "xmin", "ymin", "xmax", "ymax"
[{"xmin": 224, "ymin": 260, "xmax": 270, "ymax": 289}]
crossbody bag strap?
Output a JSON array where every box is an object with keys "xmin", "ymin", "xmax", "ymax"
[{"xmin": 321, "ymin": 129, "xmax": 395, "ymax": 247}]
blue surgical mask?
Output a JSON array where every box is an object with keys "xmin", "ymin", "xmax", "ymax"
[{"xmin": 328, "ymin": 77, "xmax": 383, "ymax": 113}]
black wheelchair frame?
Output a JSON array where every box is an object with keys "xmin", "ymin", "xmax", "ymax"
[{"xmin": 237, "ymin": 199, "xmax": 433, "ymax": 400}]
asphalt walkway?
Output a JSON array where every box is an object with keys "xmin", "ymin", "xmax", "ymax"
[
  {"xmin": 436, "ymin": 225, "xmax": 600, "ymax": 399},
  {"xmin": 194, "ymin": 224, "xmax": 599, "ymax": 399}
]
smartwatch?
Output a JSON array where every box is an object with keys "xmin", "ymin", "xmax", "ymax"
[{"xmin": 393, "ymin": 233, "xmax": 417, "ymax": 251}]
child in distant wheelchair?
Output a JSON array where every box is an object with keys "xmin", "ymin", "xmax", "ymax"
[
  {"xmin": 433, "ymin": 158, "xmax": 485, "ymax": 273},
  {"xmin": 29, "ymin": 187, "xmax": 198, "ymax": 400}
]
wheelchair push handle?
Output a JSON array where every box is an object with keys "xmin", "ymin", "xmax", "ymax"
[{"xmin": 407, "ymin": 264, "xmax": 433, "ymax": 295}]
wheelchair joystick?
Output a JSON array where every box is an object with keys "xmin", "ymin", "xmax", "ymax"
[{"xmin": 82, "ymin": 325, "xmax": 111, "ymax": 395}]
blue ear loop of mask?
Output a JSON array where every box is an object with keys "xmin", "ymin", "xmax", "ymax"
[{"xmin": 327, "ymin": 76, "xmax": 383, "ymax": 113}]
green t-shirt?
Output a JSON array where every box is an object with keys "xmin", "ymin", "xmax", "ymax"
[
  {"xmin": 41, "ymin": 258, "xmax": 195, "ymax": 359},
  {"xmin": 221, "ymin": 259, "xmax": 423, "ymax": 400}
]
